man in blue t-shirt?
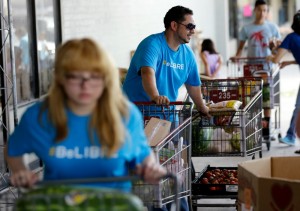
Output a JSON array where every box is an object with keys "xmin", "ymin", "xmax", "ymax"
[
  {"xmin": 123, "ymin": 5, "xmax": 209, "ymax": 211},
  {"xmin": 123, "ymin": 6, "xmax": 209, "ymax": 116}
]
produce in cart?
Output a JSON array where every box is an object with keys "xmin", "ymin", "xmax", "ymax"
[{"xmin": 16, "ymin": 186, "xmax": 144, "ymax": 211}]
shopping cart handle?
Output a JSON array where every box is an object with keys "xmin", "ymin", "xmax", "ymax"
[
  {"xmin": 5, "ymin": 176, "xmax": 141, "ymax": 187},
  {"xmin": 134, "ymin": 101, "xmax": 185, "ymax": 105},
  {"xmin": 7, "ymin": 173, "xmax": 178, "ymax": 187},
  {"xmin": 230, "ymin": 56, "xmax": 267, "ymax": 60}
]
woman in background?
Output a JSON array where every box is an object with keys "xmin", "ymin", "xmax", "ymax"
[{"xmin": 200, "ymin": 38, "xmax": 223, "ymax": 79}]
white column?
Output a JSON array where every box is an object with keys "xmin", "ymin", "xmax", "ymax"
[
  {"xmin": 215, "ymin": 0, "xmax": 230, "ymax": 61},
  {"xmin": 296, "ymin": 0, "xmax": 300, "ymax": 11}
]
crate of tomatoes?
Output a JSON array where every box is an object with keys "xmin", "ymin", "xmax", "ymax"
[{"xmin": 192, "ymin": 165, "xmax": 238, "ymax": 196}]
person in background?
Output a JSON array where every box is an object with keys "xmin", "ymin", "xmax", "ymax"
[
  {"xmin": 123, "ymin": 5, "xmax": 209, "ymax": 115},
  {"xmin": 232, "ymin": 0, "xmax": 281, "ymax": 142},
  {"xmin": 6, "ymin": 38, "xmax": 166, "ymax": 189},
  {"xmin": 296, "ymin": 112, "xmax": 300, "ymax": 138},
  {"xmin": 200, "ymin": 38, "xmax": 223, "ymax": 79},
  {"xmin": 267, "ymin": 11, "xmax": 300, "ymax": 151}
]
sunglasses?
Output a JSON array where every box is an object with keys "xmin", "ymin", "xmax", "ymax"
[{"xmin": 177, "ymin": 22, "xmax": 196, "ymax": 30}]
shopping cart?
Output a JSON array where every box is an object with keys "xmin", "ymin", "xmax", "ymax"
[
  {"xmin": 133, "ymin": 102, "xmax": 192, "ymax": 209},
  {"xmin": 1, "ymin": 174, "xmax": 179, "ymax": 211},
  {"xmin": 191, "ymin": 78, "xmax": 263, "ymax": 209},
  {"xmin": 192, "ymin": 78, "xmax": 263, "ymax": 158},
  {"xmin": 227, "ymin": 57, "xmax": 281, "ymax": 150}
]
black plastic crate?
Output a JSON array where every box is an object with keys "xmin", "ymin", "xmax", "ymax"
[{"xmin": 192, "ymin": 165, "xmax": 238, "ymax": 196}]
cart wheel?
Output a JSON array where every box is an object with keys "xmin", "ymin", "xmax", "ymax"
[
  {"xmin": 252, "ymin": 154, "xmax": 255, "ymax": 160},
  {"xmin": 259, "ymin": 151, "xmax": 263, "ymax": 158},
  {"xmin": 235, "ymin": 199, "xmax": 239, "ymax": 211},
  {"xmin": 188, "ymin": 196, "xmax": 193, "ymax": 211},
  {"xmin": 278, "ymin": 133, "xmax": 282, "ymax": 140},
  {"xmin": 267, "ymin": 142, "xmax": 271, "ymax": 151}
]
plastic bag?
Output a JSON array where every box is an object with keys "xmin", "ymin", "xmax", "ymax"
[{"xmin": 209, "ymin": 100, "xmax": 242, "ymax": 112}]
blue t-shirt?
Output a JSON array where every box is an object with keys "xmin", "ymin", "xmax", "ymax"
[
  {"xmin": 279, "ymin": 32, "xmax": 300, "ymax": 65},
  {"xmin": 239, "ymin": 21, "xmax": 281, "ymax": 57},
  {"xmin": 8, "ymin": 102, "xmax": 151, "ymax": 191},
  {"xmin": 123, "ymin": 32, "xmax": 201, "ymax": 102}
]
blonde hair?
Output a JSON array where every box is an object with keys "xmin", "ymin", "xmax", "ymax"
[{"xmin": 44, "ymin": 38, "xmax": 128, "ymax": 156}]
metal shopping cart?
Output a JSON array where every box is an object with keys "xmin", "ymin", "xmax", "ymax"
[
  {"xmin": 193, "ymin": 78, "xmax": 263, "ymax": 158},
  {"xmin": 133, "ymin": 102, "xmax": 192, "ymax": 209},
  {"xmin": 0, "ymin": 175, "xmax": 179, "ymax": 211},
  {"xmin": 191, "ymin": 78, "xmax": 263, "ymax": 210},
  {"xmin": 227, "ymin": 57, "xmax": 281, "ymax": 150}
]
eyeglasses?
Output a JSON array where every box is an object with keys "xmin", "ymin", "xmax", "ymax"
[
  {"xmin": 64, "ymin": 73, "xmax": 103, "ymax": 87},
  {"xmin": 177, "ymin": 22, "xmax": 196, "ymax": 30}
]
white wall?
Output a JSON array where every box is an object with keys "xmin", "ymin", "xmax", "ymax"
[{"xmin": 60, "ymin": 0, "xmax": 221, "ymax": 68}]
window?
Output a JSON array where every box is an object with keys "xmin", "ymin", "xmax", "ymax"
[
  {"xmin": 229, "ymin": 0, "xmax": 238, "ymax": 39},
  {"xmin": 35, "ymin": 0, "xmax": 56, "ymax": 95},
  {"xmin": 3, "ymin": 0, "xmax": 33, "ymax": 103},
  {"xmin": 2, "ymin": 0, "xmax": 61, "ymax": 103}
]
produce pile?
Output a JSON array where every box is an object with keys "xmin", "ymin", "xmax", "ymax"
[
  {"xmin": 199, "ymin": 168, "xmax": 238, "ymax": 185},
  {"xmin": 16, "ymin": 185, "xmax": 144, "ymax": 211}
]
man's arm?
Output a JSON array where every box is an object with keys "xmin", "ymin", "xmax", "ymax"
[
  {"xmin": 266, "ymin": 48, "xmax": 288, "ymax": 63},
  {"xmin": 235, "ymin": 41, "xmax": 246, "ymax": 57},
  {"xmin": 185, "ymin": 84, "xmax": 209, "ymax": 115},
  {"xmin": 140, "ymin": 67, "xmax": 169, "ymax": 104},
  {"xmin": 266, "ymin": 48, "xmax": 296, "ymax": 68}
]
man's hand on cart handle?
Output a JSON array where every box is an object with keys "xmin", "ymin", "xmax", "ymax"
[
  {"xmin": 229, "ymin": 56, "xmax": 240, "ymax": 62},
  {"xmin": 9, "ymin": 169, "xmax": 39, "ymax": 188},
  {"xmin": 151, "ymin": 95, "xmax": 170, "ymax": 105},
  {"xmin": 197, "ymin": 104, "xmax": 211, "ymax": 117}
]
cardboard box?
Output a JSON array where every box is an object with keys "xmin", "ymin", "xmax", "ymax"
[
  {"xmin": 238, "ymin": 156, "xmax": 300, "ymax": 211},
  {"xmin": 144, "ymin": 117, "xmax": 171, "ymax": 147}
]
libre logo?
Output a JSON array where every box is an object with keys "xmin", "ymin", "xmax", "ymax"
[
  {"xmin": 163, "ymin": 60, "xmax": 184, "ymax": 70},
  {"xmin": 49, "ymin": 146, "xmax": 118, "ymax": 159}
]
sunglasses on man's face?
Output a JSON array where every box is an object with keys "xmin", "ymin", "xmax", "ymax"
[{"xmin": 177, "ymin": 22, "xmax": 196, "ymax": 30}]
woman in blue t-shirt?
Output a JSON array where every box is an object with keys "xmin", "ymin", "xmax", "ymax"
[
  {"xmin": 267, "ymin": 11, "xmax": 300, "ymax": 150},
  {"xmin": 6, "ymin": 38, "xmax": 166, "ymax": 189}
]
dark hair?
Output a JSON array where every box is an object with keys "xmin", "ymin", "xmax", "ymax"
[
  {"xmin": 163, "ymin": 6, "xmax": 193, "ymax": 29},
  {"xmin": 254, "ymin": 0, "xmax": 267, "ymax": 8},
  {"xmin": 291, "ymin": 11, "xmax": 300, "ymax": 35},
  {"xmin": 201, "ymin": 39, "xmax": 218, "ymax": 54}
]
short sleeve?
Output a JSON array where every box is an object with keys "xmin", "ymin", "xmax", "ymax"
[
  {"xmin": 279, "ymin": 34, "xmax": 291, "ymax": 50},
  {"xmin": 134, "ymin": 36, "xmax": 161, "ymax": 73},
  {"xmin": 239, "ymin": 26, "xmax": 248, "ymax": 41},
  {"xmin": 125, "ymin": 102, "xmax": 151, "ymax": 167},
  {"xmin": 8, "ymin": 105, "xmax": 38, "ymax": 156},
  {"xmin": 8, "ymin": 102, "xmax": 54, "ymax": 157},
  {"xmin": 272, "ymin": 23, "xmax": 281, "ymax": 39}
]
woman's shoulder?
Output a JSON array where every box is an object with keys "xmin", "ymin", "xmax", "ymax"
[
  {"xmin": 123, "ymin": 101, "xmax": 144, "ymax": 129},
  {"xmin": 127, "ymin": 101, "xmax": 142, "ymax": 118},
  {"xmin": 19, "ymin": 101, "xmax": 46, "ymax": 125},
  {"xmin": 24, "ymin": 101, "xmax": 44, "ymax": 115}
]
